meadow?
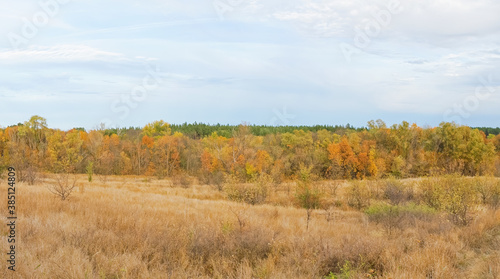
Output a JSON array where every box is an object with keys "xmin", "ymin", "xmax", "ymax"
[{"xmin": 1, "ymin": 174, "xmax": 499, "ymax": 279}]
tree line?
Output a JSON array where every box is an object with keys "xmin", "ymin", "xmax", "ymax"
[{"xmin": 1, "ymin": 116, "xmax": 499, "ymax": 184}]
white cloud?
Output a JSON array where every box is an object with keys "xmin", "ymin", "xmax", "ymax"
[
  {"xmin": 0, "ymin": 44, "xmax": 126, "ymax": 63},
  {"xmin": 244, "ymin": 0, "xmax": 500, "ymax": 45},
  {"xmin": 395, "ymin": 0, "xmax": 500, "ymax": 37}
]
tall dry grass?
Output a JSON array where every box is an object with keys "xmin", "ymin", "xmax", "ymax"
[{"xmin": 0, "ymin": 174, "xmax": 498, "ymax": 278}]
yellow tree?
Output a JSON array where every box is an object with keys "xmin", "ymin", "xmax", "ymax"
[
  {"xmin": 95, "ymin": 134, "xmax": 121, "ymax": 176},
  {"xmin": 0, "ymin": 129, "xmax": 8, "ymax": 172},
  {"xmin": 254, "ymin": 150, "xmax": 273, "ymax": 174},
  {"xmin": 6, "ymin": 116, "xmax": 48, "ymax": 183},
  {"xmin": 356, "ymin": 140, "xmax": 377, "ymax": 178},
  {"xmin": 143, "ymin": 120, "xmax": 171, "ymax": 138},
  {"xmin": 152, "ymin": 133, "xmax": 183, "ymax": 178},
  {"xmin": 47, "ymin": 129, "xmax": 83, "ymax": 173},
  {"xmin": 201, "ymin": 149, "xmax": 216, "ymax": 173},
  {"xmin": 328, "ymin": 136, "xmax": 358, "ymax": 179},
  {"xmin": 141, "ymin": 135, "xmax": 155, "ymax": 176},
  {"xmin": 280, "ymin": 130, "xmax": 314, "ymax": 177},
  {"xmin": 84, "ymin": 130, "xmax": 103, "ymax": 172}
]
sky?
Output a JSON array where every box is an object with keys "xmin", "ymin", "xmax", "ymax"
[{"xmin": 0, "ymin": 0, "xmax": 499, "ymax": 130}]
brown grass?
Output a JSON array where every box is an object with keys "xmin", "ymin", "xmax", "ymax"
[{"xmin": 0, "ymin": 175, "xmax": 499, "ymax": 278}]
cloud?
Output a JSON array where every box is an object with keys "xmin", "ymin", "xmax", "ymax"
[
  {"xmin": 0, "ymin": 44, "xmax": 126, "ymax": 63},
  {"xmin": 406, "ymin": 59, "xmax": 428, "ymax": 64},
  {"xmin": 394, "ymin": 1, "xmax": 500, "ymax": 38},
  {"xmin": 244, "ymin": 0, "xmax": 500, "ymax": 46},
  {"xmin": 59, "ymin": 18, "xmax": 218, "ymax": 39}
]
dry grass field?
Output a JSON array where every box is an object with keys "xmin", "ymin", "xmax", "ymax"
[{"xmin": 1, "ymin": 175, "xmax": 499, "ymax": 278}]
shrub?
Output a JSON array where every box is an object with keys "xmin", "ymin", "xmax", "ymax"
[
  {"xmin": 198, "ymin": 170, "xmax": 225, "ymax": 190},
  {"xmin": 346, "ymin": 181, "xmax": 371, "ymax": 210},
  {"xmin": 420, "ymin": 175, "xmax": 478, "ymax": 225},
  {"xmin": 86, "ymin": 162, "xmax": 93, "ymax": 182},
  {"xmin": 97, "ymin": 174, "xmax": 109, "ymax": 184},
  {"xmin": 255, "ymin": 173, "xmax": 274, "ymax": 189},
  {"xmin": 320, "ymin": 237, "xmax": 383, "ymax": 278},
  {"xmin": 295, "ymin": 180, "xmax": 322, "ymax": 230},
  {"xmin": 490, "ymin": 182, "xmax": 500, "ymax": 209},
  {"xmin": 326, "ymin": 260, "xmax": 378, "ymax": 279},
  {"xmin": 224, "ymin": 182, "xmax": 268, "ymax": 205},
  {"xmin": 188, "ymin": 225, "xmax": 273, "ymax": 272},
  {"xmin": 173, "ymin": 174, "xmax": 194, "ymax": 188},
  {"xmin": 211, "ymin": 171, "xmax": 225, "ymax": 190},
  {"xmin": 442, "ymin": 176, "xmax": 477, "ymax": 226},
  {"xmin": 383, "ymin": 178, "xmax": 414, "ymax": 205},
  {"xmin": 295, "ymin": 165, "xmax": 323, "ymax": 229},
  {"xmin": 367, "ymin": 180, "xmax": 384, "ymax": 200},
  {"xmin": 365, "ymin": 202, "xmax": 437, "ymax": 231},
  {"xmin": 23, "ymin": 165, "xmax": 38, "ymax": 185},
  {"xmin": 331, "ymin": 181, "xmax": 341, "ymax": 197},
  {"xmin": 47, "ymin": 173, "xmax": 77, "ymax": 200},
  {"xmin": 420, "ymin": 177, "xmax": 445, "ymax": 209},
  {"xmin": 475, "ymin": 177, "xmax": 500, "ymax": 209},
  {"xmin": 295, "ymin": 181, "xmax": 322, "ymax": 210}
]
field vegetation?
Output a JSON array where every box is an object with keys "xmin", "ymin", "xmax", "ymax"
[{"xmin": 0, "ymin": 173, "xmax": 499, "ymax": 278}]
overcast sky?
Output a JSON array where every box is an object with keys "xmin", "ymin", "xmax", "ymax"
[{"xmin": 1, "ymin": 0, "xmax": 499, "ymax": 130}]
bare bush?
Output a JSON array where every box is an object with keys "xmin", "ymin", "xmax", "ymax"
[
  {"xmin": 97, "ymin": 174, "xmax": 109, "ymax": 184},
  {"xmin": 325, "ymin": 181, "xmax": 340, "ymax": 197},
  {"xmin": 199, "ymin": 171, "xmax": 225, "ymax": 190},
  {"xmin": 346, "ymin": 181, "xmax": 371, "ymax": 210},
  {"xmin": 324, "ymin": 206, "xmax": 336, "ymax": 225},
  {"xmin": 172, "ymin": 174, "xmax": 194, "ymax": 188},
  {"xmin": 24, "ymin": 165, "xmax": 38, "ymax": 185},
  {"xmin": 14, "ymin": 165, "xmax": 38, "ymax": 185},
  {"xmin": 383, "ymin": 178, "xmax": 414, "ymax": 205},
  {"xmin": 211, "ymin": 171, "xmax": 225, "ymax": 191},
  {"xmin": 48, "ymin": 173, "xmax": 77, "ymax": 200},
  {"xmin": 228, "ymin": 205, "xmax": 248, "ymax": 230}
]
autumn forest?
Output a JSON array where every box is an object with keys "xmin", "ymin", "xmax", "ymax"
[{"xmin": 2, "ymin": 116, "xmax": 499, "ymax": 184}]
